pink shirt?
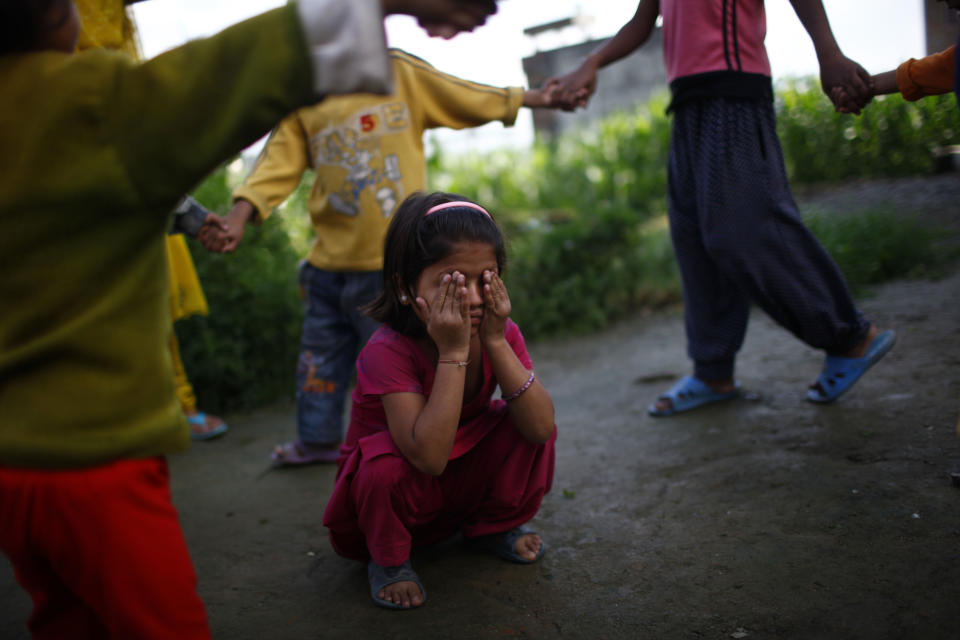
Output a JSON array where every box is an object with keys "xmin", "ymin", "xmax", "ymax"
[
  {"xmin": 661, "ymin": 0, "xmax": 772, "ymax": 83},
  {"xmin": 347, "ymin": 320, "xmax": 533, "ymax": 460}
]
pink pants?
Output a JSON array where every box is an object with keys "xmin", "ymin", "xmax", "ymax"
[
  {"xmin": 0, "ymin": 457, "xmax": 210, "ymax": 639},
  {"xmin": 326, "ymin": 414, "xmax": 556, "ymax": 567}
]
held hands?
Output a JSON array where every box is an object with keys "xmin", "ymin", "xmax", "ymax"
[
  {"xmin": 479, "ymin": 270, "xmax": 511, "ymax": 345},
  {"xmin": 197, "ymin": 201, "xmax": 251, "ymax": 253},
  {"xmin": 417, "ymin": 272, "xmax": 471, "ymax": 359},
  {"xmin": 195, "ymin": 213, "xmax": 228, "ymax": 252},
  {"xmin": 544, "ymin": 58, "xmax": 600, "ymax": 112},
  {"xmin": 828, "ymin": 85, "xmax": 872, "ymax": 115},
  {"xmin": 820, "ymin": 54, "xmax": 874, "ymax": 115},
  {"xmin": 523, "ymin": 82, "xmax": 561, "ymax": 109}
]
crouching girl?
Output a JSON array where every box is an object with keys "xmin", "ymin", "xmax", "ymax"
[{"xmin": 322, "ymin": 192, "xmax": 556, "ymax": 609}]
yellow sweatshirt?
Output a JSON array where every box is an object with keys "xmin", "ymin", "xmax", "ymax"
[{"xmin": 233, "ymin": 50, "xmax": 525, "ymax": 272}]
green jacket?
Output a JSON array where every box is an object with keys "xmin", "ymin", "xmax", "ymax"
[{"xmin": 0, "ymin": 3, "xmax": 381, "ymax": 467}]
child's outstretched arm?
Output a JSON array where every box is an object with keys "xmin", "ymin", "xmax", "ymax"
[
  {"xmin": 789, "ymin": 0, "xmax": 873, "ymax": 115},
  {"xmin": 869, "ymin": 71, "xmax": 899, "ymax": 97},
  {"xmin": 218, "ymin": 114, "xmax": 312, "ymax": 253},
  {"xmin": 480, "ymin": 271, "xmax": 555, "ymax": 444},
  {"xmin": 880, "ymin": 46, "xmax": 956, "ymax": 102},
  {"xmin": 832, "ymin": 45, "xmax": 956, "ymax": 113},
  {"xmin": 382, "ymin": 272, "xmax": 473, "ymax": 476},
  {"xmin": 547, "ymin": 0, "xmax": 660, "ymax": 111},
  {"xmin": 522, "ymin": 83, "xmax": 560, "ymax": 109}
]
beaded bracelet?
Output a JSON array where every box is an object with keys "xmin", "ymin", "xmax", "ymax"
[
  {"xmin": 437, "ymin": 359, "xmax": 470, "ymax": 367},
  {"xmin": 502, "ymin": 371, "xmax": 535, "ymax": 402}
]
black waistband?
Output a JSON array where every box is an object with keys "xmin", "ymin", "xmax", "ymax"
[{"xmin": 668, "ymin": 71, "xmax": 773, "ymax": 112}]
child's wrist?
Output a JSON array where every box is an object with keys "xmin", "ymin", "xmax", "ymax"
[
  {"xmin": 581, "ymin": 53, "xmax": 602, "ymax": 73},
  {"xmin": 438, "ymin": 349, "xmax": 470, "ymax": 362},
  {"xmin": 480, "ymin": 334, "xmax": 509, "ymax": 352}
]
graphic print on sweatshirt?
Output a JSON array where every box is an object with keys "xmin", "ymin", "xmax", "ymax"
[{"xmin": 309, "ymin": 101, "xmax": 411, "ymax": 219}]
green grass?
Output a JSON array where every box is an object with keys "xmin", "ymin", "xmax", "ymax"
[{"xmin": 802, "ymin": 207, "xmax": 955, "ymax": 293}]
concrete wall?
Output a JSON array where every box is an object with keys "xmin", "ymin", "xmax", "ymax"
[{"xmin": 521, "ymin": 28, "xmax": 666, "ymax": 139}]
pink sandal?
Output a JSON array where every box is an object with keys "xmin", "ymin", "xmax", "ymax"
[{"xmin": 270, "ymin": 440, "xmax": 340, "ymax": 466}]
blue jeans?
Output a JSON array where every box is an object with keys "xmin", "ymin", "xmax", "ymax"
[{"xmin": 296, "ymin": 264, "xmax": 381, "ymax": 445}]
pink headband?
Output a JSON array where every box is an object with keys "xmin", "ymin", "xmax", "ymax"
[{"xmin": 424, "ymin": 201, "xmax": 492, "ymax": 219}]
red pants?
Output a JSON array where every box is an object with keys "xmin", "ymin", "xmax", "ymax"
[
  {"xmin": 326, "ymin": 414, "xmax": 556, "ymax": 567},
  {"xmin": 0, "ymin": 457, "xmax": 210, "ymax": 639}
]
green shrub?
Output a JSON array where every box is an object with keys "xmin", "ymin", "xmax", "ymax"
[
  {"xmin": 504, "ymin": 207, "xmax": 680, "ymax": 339},
  {"xmin": 174, "ymin": 164, "xmax": 304, "ymax": 413},
  {"xmin": 777, "ymin": 79, "xmax": 960, "ymax": 183},
  {"xmin": 803, "ymin": 208, "xmax": 952, "ymax": 292}
]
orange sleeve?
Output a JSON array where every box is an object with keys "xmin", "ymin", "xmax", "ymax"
[{"xmin": 896, "ymin": 46, "xmax": 956, "ymax": 101}]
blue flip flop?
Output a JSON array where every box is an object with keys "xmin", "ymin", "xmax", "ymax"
[
  {"xmin": 807, "ymin": 329, "xmax": 896, "ymax": 404},
  {"xmin": 367, "ymin": 559, "xmax": 426, "ymax": 610},
  {"xmin": 648, "ymin": 375, "xmax": 740, "ymax": 417},
  {"xmin": 187, "ymin": 412, "xmax": 228, "ymax": 441}
]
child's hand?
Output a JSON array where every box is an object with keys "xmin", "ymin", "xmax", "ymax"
[
  {"xmin": 383, "ymin": 0, "xmax": 497, "ymax": 39},
  {"xmin": 196, "ymin": 213, "xmax": 230, "ymax": 253},
  {"xmin": 829, "ymin": 84, "xmax": 872, "ymax": 115},
  {"xmin": 480, "ymin": 270, "xmax": 511, "ymax": 345},
  {"xmin": 523, "ymin": 81, "xmax": 560, "ymax": 109},
  {"xmin": 546, "ymin": 61, "xmax": 599, "ymax": 111},
  {"xmin": 417, "ymin": 271, "xmax": 471, "ymax": 359},
  {"xmin": 819, "ymin": 54, "xmax": 873, "ymax": 115},
  {"xmin": 202, "ymin": 201, "xmax": 253, "ymax": 253}
]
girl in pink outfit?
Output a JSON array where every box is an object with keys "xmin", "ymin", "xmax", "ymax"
[{"xmin": 322, "ymin": 192, "xmax": 557, "ymax": 610}]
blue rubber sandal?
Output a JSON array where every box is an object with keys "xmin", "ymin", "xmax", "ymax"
[
  {"xmin": 807, "ymin": 329, "xmax": 896, "ymax": 404},
  {"xmin": 367, "ymin": 559, "xmax": 426, "ymax": 610},
  {"xmin": 187, "ymin": 412, "xmax": 228, "ymax": 441},
  {"xmin": 648, "ymin": 375, "xmax": 740, "ymax": 417},
  {"xmin": 474, "ymin": 525, "xmax": 546, "ymax": 564}
]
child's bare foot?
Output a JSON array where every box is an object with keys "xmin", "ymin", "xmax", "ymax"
[
  {"xmin": 368, "ymin": 559, "xmax": 426, "ymax": 609},
  {"xmin": 512, "ymin": 531, "xmax": 542, "ymax": 562},
  {"xmin": 477, "ymin": 525, "xmax": 546, "ymax": 563},
  {"xmin": 378, "ymin": 580, "xmax": 424, "ymax": 609}
]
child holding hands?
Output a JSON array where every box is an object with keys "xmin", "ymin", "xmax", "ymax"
[
  {"xmin": 200, "ymin": 52, "xmax": 557, "ymax": 467},
  {"xmin": 548, "ymin": 0, "xmax": 894, "ymax": 414},
  {"xmin": 832, "ymin": 0, "xmax": 959, "ymax": 110},
  {"xmin": 322, "ymin": 192, "xmax": 556, "ymax": 610}
]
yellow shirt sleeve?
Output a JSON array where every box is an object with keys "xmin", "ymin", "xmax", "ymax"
[
  {"xmin": 896, "ymin": 46, "xmax": 956, "ymax": 102},
  {"xmin": 393, "ymin": 51, "xmax": 524, "ymax": 131},
  {"xmin": 231, "ymin": 113, "xmax": 311, "ymax": 222}
]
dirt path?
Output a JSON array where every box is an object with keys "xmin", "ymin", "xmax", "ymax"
[{"xmin": 3, "ymin": 180, "xmax": 960, "ymax": 639}]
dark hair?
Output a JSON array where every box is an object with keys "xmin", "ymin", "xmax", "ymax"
[
  {"xmin": 0, "ymin": 0, "xmax": 64, "ymax": 55},
  {"xmin": 365, "ymin": 191, "xmax": 507, "ymax": 336}
]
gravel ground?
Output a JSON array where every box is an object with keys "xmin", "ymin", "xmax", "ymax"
[{"xmin": 794, "ymin": 173, "xmax": 960, "ymax": 233}]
